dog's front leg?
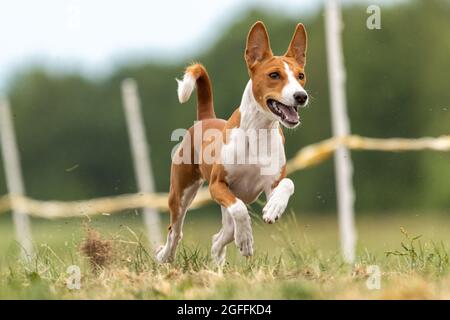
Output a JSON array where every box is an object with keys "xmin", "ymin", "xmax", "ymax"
[
  {"xmin": 263, "ymin": 178, "xmax": 294, "ymax": 224},
  {"xmin": 209, "ymin": 170, "xmax": 253, "ymax": 257}
]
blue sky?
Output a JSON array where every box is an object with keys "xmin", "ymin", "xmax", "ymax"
[{"xmin": 0, "ymin": 0, "xmax": 404, "ymax": 90}]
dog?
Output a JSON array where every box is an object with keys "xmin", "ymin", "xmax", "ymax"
[{"xmin": 156, "ymin": 21, "xmax": 308, "ymax": 264}]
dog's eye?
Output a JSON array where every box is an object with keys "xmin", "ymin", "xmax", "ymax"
[
  {"xmin": 269, "ymin": 72, "xmax": 280, "ymax": 80},
  {"xmin": 298, "ymin": 73, "xmax": 305, "ymax": 80}
]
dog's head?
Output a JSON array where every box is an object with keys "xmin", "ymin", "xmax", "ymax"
[{"xmin": 245, "ymin": 21, "xmax": 308, "ymax": 128}]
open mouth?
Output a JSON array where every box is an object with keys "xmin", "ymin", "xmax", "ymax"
[{"xmin": 266, "ymin": 99, "xmax": 300, "ymax": 127}]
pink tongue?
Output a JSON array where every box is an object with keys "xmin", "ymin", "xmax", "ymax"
[{"xmin": 280, "ymin": 105, "xmax": 299, "ymax": 122}]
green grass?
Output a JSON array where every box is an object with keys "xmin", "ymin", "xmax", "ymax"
[{"xmin": 1, "ymin": 210, "xmax": 450, "ymax": 299}]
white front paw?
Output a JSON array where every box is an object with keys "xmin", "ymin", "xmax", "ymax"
[
  {"xmin": 227, "ymin": 199, "xmax": 253, "ymax": 257},
  {"xmin": 262, "ymin": 195, "xmax": 288, "ymax": 224},
  {"xmin": 263, "ymin": 178, "xmax": 293, "ymax": 224},
  {"xmin": 234, "ymin": 222, "xmax": 253, "ymax": 257}
]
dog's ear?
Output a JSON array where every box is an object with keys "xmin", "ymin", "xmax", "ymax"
[
  {"xmin": 284, "ymin": 23, "xmax": 307, "ymax": 66},
  {"xmin": 245, "ymin": 21, "xmax": 273, "ymax": 69}
]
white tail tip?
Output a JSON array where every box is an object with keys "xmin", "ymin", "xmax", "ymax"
[{"xmin": 177, "ymin": 72, "xmax": 196, "ymax": 103}]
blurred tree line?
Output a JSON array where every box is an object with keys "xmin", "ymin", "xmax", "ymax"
[{"xmin": 0, "ymin": 0, "xmax": 448, "ymax": 215}]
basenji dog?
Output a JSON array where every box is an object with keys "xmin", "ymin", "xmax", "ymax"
[{"xmin": 156, "ymin": 21, "xmax": 308, "ymax": 264}]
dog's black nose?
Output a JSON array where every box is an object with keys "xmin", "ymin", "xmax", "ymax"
[{"xmin": 294, "ymin": 91, "xmax": 308, "ymax": 105}]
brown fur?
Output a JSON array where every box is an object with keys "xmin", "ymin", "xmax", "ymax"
[{"xmin": 185, "ymin": 63, "xmax": 215, "ymax": 121}]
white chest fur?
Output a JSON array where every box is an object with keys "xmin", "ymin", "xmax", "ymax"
[{"xmin": 221, "ymin": 81, "xmax": 286, "ymax": 204}]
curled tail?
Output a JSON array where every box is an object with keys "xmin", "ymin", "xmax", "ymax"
[{"xmin": 176, "ymin": 63, "xmax": 216, "ymax": 121}]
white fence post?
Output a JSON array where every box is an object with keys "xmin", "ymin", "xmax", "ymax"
[
  {"xmin": 121, "ymin": 79, "xmax": 162, "ymax": 248},
  {"xmin": 325, "ymin": 0, "xmax": 357, "ymax": 263},
  {"xmin": 0, "ymin": 96, "xmax": 33, "ymax": 259}
]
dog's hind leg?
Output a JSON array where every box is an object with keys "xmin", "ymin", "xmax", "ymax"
[
  {"xmin": 156, "ymin": 164, "xmax": 202, "ymax": 263},
  {"xmin": 211, "ymin": 206, "xmax": 235, "ymax": 265}
]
